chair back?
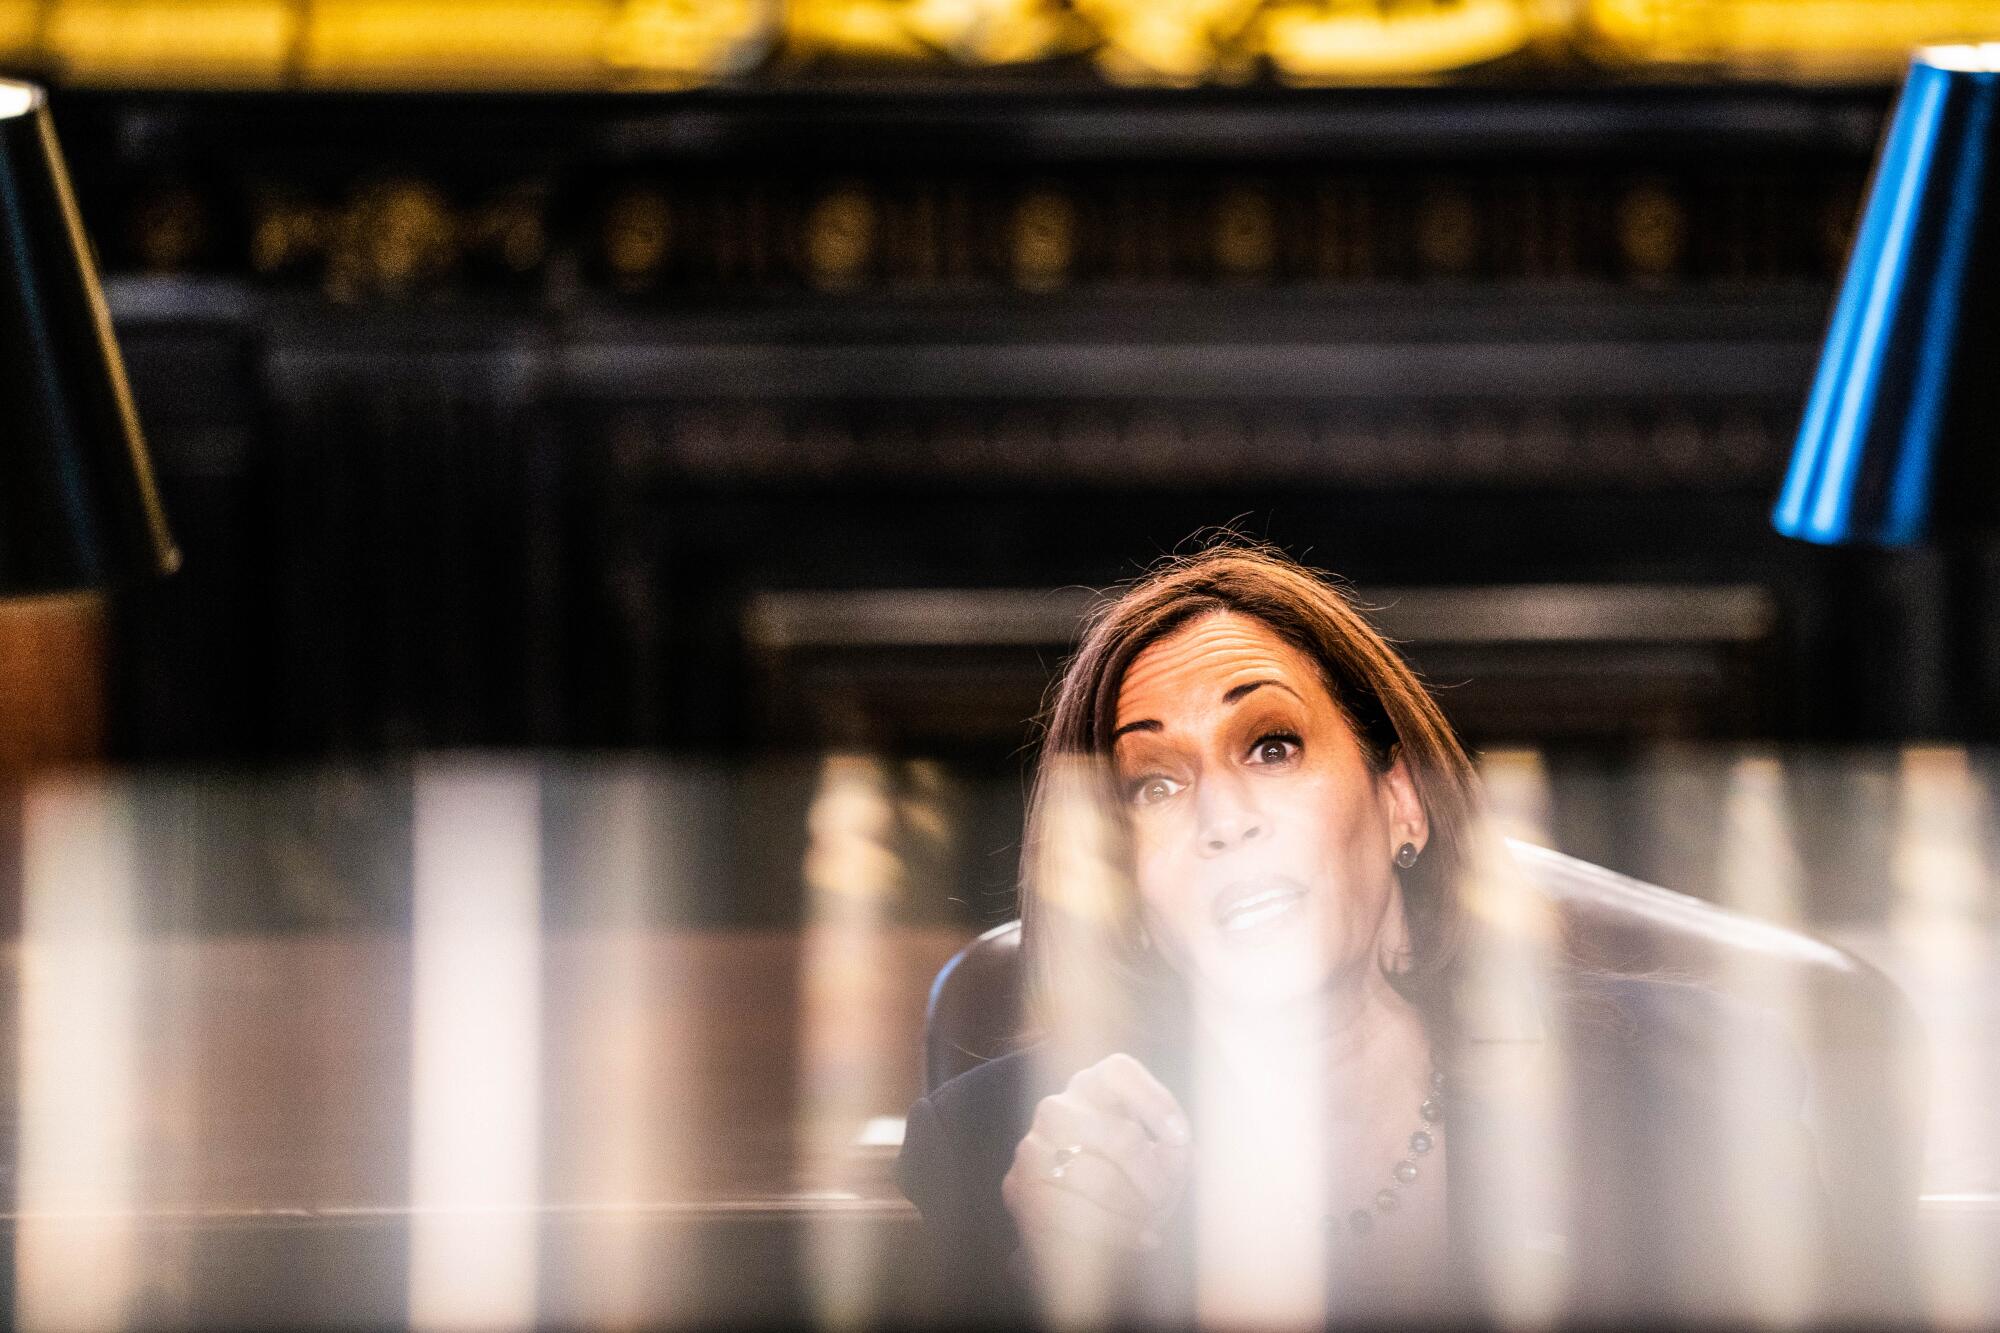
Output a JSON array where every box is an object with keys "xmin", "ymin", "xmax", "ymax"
[{"xmin": 922, "ymin": 840, "xmax": 1925, "ymax": 1254}]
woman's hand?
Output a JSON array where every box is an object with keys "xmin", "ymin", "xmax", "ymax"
[{"xmin": 1001, "ymin": 1052, "xmax": 1193, "ymax": 1266}]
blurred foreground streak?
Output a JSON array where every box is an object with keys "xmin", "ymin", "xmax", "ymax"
[
  {"xmin": 1, "ymin": 753, "xmax": 1996, "ymax": 1328},
  {"xmin": 7, "ymin": 763, "xmax": 967, "ymax": 1330}
]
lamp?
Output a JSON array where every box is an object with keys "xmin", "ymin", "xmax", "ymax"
[
  {"xmin": 1772, "ymin": 43, "xmax": 2000, "ymax": 547},
  {"xmin": 0, "ymin": 77, "xmax": 177, "ymax": 591}
]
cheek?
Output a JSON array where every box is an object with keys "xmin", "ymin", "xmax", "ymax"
[
  {"xmin": 1129, "ymin": 823, "xmax": 1199, "ymax": 935},
  {"xmin": 1286, "ymin": 771, "xmax": 1365, "ymax": 841},
  {"xmin": 1290, "ymin": 773, "xmax": 1393, "ymax": 883}
]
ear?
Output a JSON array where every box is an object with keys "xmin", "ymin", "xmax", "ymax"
[{"xmin": 1380, "ymin": 750, "xmax": 1429, "ymax": 857}]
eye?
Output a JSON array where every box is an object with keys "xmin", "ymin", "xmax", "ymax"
[
  {"xmin": 1127, "ymin": 774, "xmax": 1182, "ymax": 807},
  {"xmin": 1248, "ymin": 732, "xmax": 1301, "ymax": 766}
]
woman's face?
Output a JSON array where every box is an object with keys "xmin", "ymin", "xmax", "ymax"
[{"xmin": 1111, "ymin": 610, "xmax": 1427, "ymax": 1009}]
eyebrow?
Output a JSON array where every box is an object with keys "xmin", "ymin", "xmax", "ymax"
[
  {"xmin": 1111, "ymin": 679, "xmax": 1301, "ymax": 742},
  {"xmin": 1224, "ymin": 679, "xmax": 1298, "ymax": 705}
]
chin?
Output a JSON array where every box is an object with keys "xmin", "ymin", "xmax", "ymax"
[{"xmin": 1187, "ymin": 939, "xmax": 1339, "ymax": 1011}]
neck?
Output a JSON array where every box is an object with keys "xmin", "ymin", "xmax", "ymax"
[
  {"xmin": 1202, "ymin": 965, "xmax": 1430, "ymax": 1118},
  {"xmin": 1187, "ymin": 964, "xmax": 1440, "ymax": 1241},
  {"xmin": 1195, "ymin": 879, "xmax": 1432, "ymax": 1118}
]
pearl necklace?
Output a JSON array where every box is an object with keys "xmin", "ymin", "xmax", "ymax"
[{"xmin": 1331, "ymin": 1067, "xmax": 1445, "ymax": 1239}]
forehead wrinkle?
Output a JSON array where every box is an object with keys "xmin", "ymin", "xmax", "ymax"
[{"xmin": 1114, "ymin": 612, "xmax": 1318, "ymax": 731}]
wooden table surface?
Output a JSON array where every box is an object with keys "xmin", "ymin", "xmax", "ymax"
[
  {"xmin": 4, "ymin": 925, "xmax": 975, "ymax": 1212},
  {"xmin": 0, "ymin": 925, "xmax": 979, "ymax": 1329}
]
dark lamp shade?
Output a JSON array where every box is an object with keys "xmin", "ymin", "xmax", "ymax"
[
  {"xmin": 0, "ymin": 78, "xmax": 177, "ymax": 591},
  {"xmin": 1773, "ymin": 44, "xmax": 2000, "ymax": 547}
]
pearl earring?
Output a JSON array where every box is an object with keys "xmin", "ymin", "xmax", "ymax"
[{"xmin": 1394, "ymin": 842, "xmax": 1420, "ymax": 869}]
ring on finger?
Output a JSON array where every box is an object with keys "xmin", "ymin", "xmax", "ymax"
[{"xmin": 1049, "ymin": 1143, "xmax": 1088, "ymax": 1181}]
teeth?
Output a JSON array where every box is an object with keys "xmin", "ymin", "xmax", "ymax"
[{"xmin": 1220, "ymin": 891, "xmax": 1302, "ymax": 932}]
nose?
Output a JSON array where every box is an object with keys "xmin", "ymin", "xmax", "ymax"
[{"xmin": 1195, "ymin": 772, "xmax": 1266, "ymax": 856}]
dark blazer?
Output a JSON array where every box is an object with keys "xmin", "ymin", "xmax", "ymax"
[{"xmin": 897, "ymin": 975, "xmax": 1901, "ymax": 1324}]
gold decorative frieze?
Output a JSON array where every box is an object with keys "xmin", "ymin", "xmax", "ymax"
[
  {"xmin": 1253, "ymin": 0, "xmax": 1538, "ymax": 81},
  {"xmin": 42, "ymin": 0, "xmax": 297, "ymax": 85},
  {"xmin": 603, "ymin": 0, "xmax": 775, "ymax": 84},
  {"xmin": 1073, "ymin": 0, "xmax": 1266, "ymax": 84},
  {"xmin": 1, "ymin": 0, "xmax": 1992, "ymax": 87},
  {"xmin": 0, "ymin": 2, "xmax": 35, "ymax": 60},
  {"xmin": 1585, "ymin": 0, "xmax": 2000, "ymax": 75},
  {"xmin": 301, "ymin": 0, "xmax": 615, "ymax": 85},
  {"xmin": 144, "ymin": 162, "xmax": 1867, "ymax": 296}
]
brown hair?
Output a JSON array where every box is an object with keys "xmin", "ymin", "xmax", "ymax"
[{"xmin": 1020, "ymin": 539, "xmax": 1482, "ymax": 1050}]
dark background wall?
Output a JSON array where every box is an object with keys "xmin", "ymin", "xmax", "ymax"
[{"xmin": 58, "ymin": 81, "xmax": 2000, "ymax": 776}]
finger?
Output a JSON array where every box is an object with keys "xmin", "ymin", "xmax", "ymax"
[
  {"xmin": 1024, "ymin": 1176, "xmax": 1162, "ymax": 1254},
  {"xmin": 1031, "ymin": 1139, "xmax": 1154, "ymax": 1221},
  {"xmin": 1033, "ymin": 1098, "xmax": 1176, "ymax": 1212},
  {"xmin": 1018, "ymin": 1129, "xmax": 1153, "ymax": 1220},
  {"xmin": 1071, "ymin": 1053, "xmax": 1191, "ymax": 1148}
]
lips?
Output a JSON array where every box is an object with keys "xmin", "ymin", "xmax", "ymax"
[{"xmin": 1211, "ymin": 875, "xmax": 1309, "ymax": 935}]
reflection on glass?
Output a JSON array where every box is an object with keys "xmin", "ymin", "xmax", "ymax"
[
  {"xmin": 1891, "ymin": 747, "xmax": 1997, "ymax": 1327},
  {"xmin": 1455, "ymin": 832, "xmax": 1570, "ymax": 1327},
  {"xmin": 6, "ymin": 744, "xmax": 1993, "ymax": 1329},
  {"xmin": 543, "ymin": 766, "xmax": 677, "ymax": 1328},
  {"xmin": 799, "ymin": 753, "xmax": 906, "ymax": 1327},
  {"xmin": 1020, "ymin": 758, "xmax": 1142, "ymax": 1325},
  {"xmin": 16, "ymin": 778, "xmax": 141, "ymax": 1333},
  {"xmin": 1188, "ymin": 974, "xmax": 1333, "ymax": 1327},
  {"xmin": 1712, "ymin": 754, "xmax": 1818, "ymax": 1324},
  {"xmin": 407, "ymin": 763, "xmax": 543, "ymax": 1332},
  {"xmin": 1478, "ymin": 748, "xmax": 1552, "ymax": 846}
]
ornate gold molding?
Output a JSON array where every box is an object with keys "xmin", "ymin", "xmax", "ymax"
[{"xmin": 9, "ymin": 0, "xmax": 1992, "ymax": 87}]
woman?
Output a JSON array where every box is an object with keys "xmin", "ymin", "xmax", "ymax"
[{"xmin": 897, "ymin": 542, "xmax": 1868, "ymax": 1326}]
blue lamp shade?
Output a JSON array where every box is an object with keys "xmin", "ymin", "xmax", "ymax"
[
  {"xmin": 1774, "ymin": 44, "xmax": 2000, "ymax": 547},
  {"xmin": 0, "ymin": 78, "xmax": 177, "ymax": 591}
]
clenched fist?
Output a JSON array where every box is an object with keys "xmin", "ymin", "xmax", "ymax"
[{"xmin": 1001, "ymin": 1052, "xmax": 1193, "ymax": 1267}]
